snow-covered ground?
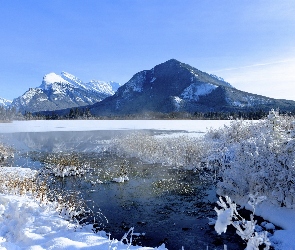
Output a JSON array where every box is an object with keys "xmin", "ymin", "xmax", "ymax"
[
  {"xmin": 0, "ymin": 166, "xmax": 166, "ymax": 250},
  {"xmin": 251, "ymin": 201, "xmax": 295, "ymax": 249},
  {"xmin": 0, "ymin": 193, "xmax": 165, "ymax": 250},
  {"xmin": 224, "ymin": 195, "xmax": 295, "ymax": 250}
]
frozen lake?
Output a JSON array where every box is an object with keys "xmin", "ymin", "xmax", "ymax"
[{"xmin": 0, "ymin": 119, "xmax": 232, "ymax": 133}]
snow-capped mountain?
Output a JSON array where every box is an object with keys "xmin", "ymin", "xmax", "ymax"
[
  {"xmin": 0, "ymin": 97, "xmax": 12, "ymax": 107},
  {"xmin": 12, "ymin": 72, "xmax": 121, "ymax": 113},
  {"xmin": 88, "ymin": 59, "xmax": 295, "ymax": 116}
]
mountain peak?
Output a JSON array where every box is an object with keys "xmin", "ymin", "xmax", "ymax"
[
  {"xmin": 155, "ymin": 59, "xmax": 183, "ymax": 69},
  {"xmin": 40, "ymin": 72, "xmax": 69, "ymax": 90},
  {"xmin": 43, "ymin": 72, "xmax": 66, "ymax": 84},
  {"xmin": 12, "ymin": 71, "xmax": 121, "ymax": 113},
  {"xmin": 165, "ymin": 58, "xmax": 182, "ymax": 64},
  {"xmin": 91, "ymin": 59, "xmax": 278, "ymax": 116}
]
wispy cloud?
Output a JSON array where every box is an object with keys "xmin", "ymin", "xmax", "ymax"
[
  {"xmin": 214, "ymin": 58, "xmax": 295, "ymax": 101},
  {"xmin": 212, "ymin": 59, "xmax": 295, "ymax": 73}
]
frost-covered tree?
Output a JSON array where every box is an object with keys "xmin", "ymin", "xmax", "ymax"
[{"xmin": 206, "ymin": 110, "xmax": 295, "ymax": 208}]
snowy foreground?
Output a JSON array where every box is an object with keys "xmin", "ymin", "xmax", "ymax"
[
  {"xmin": 0, "ymin": 165, "xmax": 165, "ymax": 250},
  {"xmin": 1, "ymin": 119, "xmax": 295, "ymax": 249},
  {"xmin": 0, "ymin": 193, "xmax": 165, "ymax": 250}
]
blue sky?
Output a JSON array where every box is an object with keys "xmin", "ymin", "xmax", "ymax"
[{"xmin": 0, "ymin": 0, "xmax": 294, "ymax": 101}]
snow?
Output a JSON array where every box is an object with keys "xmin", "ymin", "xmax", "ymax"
[
  {"xmin": 0, "ymin": 98, "xmax": 12, "ymax": 107},
  {"xmin": 0, "ymin": 120, "xmax": 231, "ymax": 249},
  {"xmin": 0, "ymin": 193, "xmax": 165, "ymax": 250},
  {"xmin": 0, "ymin": 167, "xmax": 37, "ymax": 180},
  {"xmin": 112, "ymin": 175, "xmax": 129, "ymax": 183},
  {"xmin": 87, "ymin": 80, "xmax": 115, "ymax": 95},
  {"xmin": 207, "ymin": 113, "xmax": 295, "ymax": 249},
  {"xmin": 75, "ymin": 96, "xmax": 83, "ymax": 102},
  {"xmin": 109, "ymin": 81, "xmax": 121, "ymax": 92},
  {"xmin": 254, "ymin": 201, "xmax": 295, "ymax": 249},
  {"xmin": 0, "ymin": 120, "xmax": 231, "ymax": 133},
  {"xmin": 231, "ymin": 198, "xmax": 295, "ymax": 250},
  {"xmin": 38, "ymin": 97, "xmax": 48, "ymax": 102},
  {"xmin": 0, "ymin": 166, "xmax": 165, "ymax": 250},
  {"xmin": 20, "ymin": 89, "xmax": 45, "ymax": 105},
  {"xmin": 123, "ymin": 72, "xmax": 146, "ymax": 96},
  {"xmin": 42, "ymin": 73, "xmax": 68, "ymax": 89},
  {"xmin": 209, "ymin": 74, "xmax": 232, "ymax": 88},
  {"xmin": 214, "ymin": 207, "xmax": 233, "ymax": 234},
  {"xmin": 41, "ymin": 72, "xmax": 117, "ymax": 96},
  {"xmin": 11, "ymin": 72, "xmax": 120, "ymax": 113},
  {"xmin": 181, "ymin": 82, "xmax": 217, "ymax": 101},
  {"xmin": 61, "ymin": 71, "xmax": 119, "ymax": 95},
  {"xmin": 150, "ymin": 77, "xmax": 156, "ymax": 83},
  {"xmin": 61, "ymin": 71, "xmax": 85, "ymax": 89},
  {"xmin": 172, "ymin": 96, "xmax": 183, "ymax": 110}
]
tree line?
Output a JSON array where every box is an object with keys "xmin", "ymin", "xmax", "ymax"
[
  {"xmin": 3, "ymin": 104, "xmax": 295, "ymax": 121},
  {"xmin": 22, "ymin": 109, "xmax": 290, "ymax": 120},
  {"xmin": 0, "ymin": 106, "xmax": 23, "ymax": 122}
]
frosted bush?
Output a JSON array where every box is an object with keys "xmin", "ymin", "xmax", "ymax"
[
  {"xmin": 213, "ymin": 195, "xmax": 271, "ymax": 250},
  {"xmin": 207, "ymin": 110, "xmax": 295, "ymax": 208},
  {"xmin": 214, "ymin": 196, "xmax": 237, "ymax": 234}
]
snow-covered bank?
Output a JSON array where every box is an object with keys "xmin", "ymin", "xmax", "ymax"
[
  {"xmin": 226, "ymin": 197, "xmax": 295, "ymax": 250},
  {"xmin": 255, "ymin": 201, "xmax": 295, "ymax": 249},
  {"xmin": 0, "ymin": 166, "xmax": 166, "ymax": 250},
  {"xmin": 0, "ymin": 120, "xmax": 231, "ymax": 133},
  {"xmin": 0, "ymin": 147, "xmax": 167, "ymax": 250},
  {"xmin": 0, "ymin": 193, "xmax": 166, "ymax": 250}
]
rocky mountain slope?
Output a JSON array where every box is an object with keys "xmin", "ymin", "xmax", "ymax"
[
  {"xmin": 88, "ymin": 59, "xmax": 295, "ymax": 116},
  {"xmin": 12, "ymin": 72, "xmax": 120, "ymax": 113},
  {"xmin": 0, "ymin": 97, "xmax": 12, "ymax": 107}
]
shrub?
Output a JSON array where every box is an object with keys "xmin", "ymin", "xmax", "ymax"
[{"xmin": 206, "ymin": 110, "xmax": 295, "ymax": 208}]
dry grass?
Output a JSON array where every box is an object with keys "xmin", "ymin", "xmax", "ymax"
[
  {"xmin": 0, "ymin": 170, "xmax": 38, "ymax": 195},
  {"xmin": 0, "ymin": 144, "xmax": 104, "ymax": 228}
]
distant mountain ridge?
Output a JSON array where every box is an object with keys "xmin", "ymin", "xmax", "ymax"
[
  {"xmin": 12, "ymin": 72, "xmax": 121, "ymax": 113},
  {"xmin": 6, "ymin": 59, "xmax": 295, "ymax": 117},
  {"xmin": 88, "ymin": 59, "xmax": 295, "ymax": 116}
]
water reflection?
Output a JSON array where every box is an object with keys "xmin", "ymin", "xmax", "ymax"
[{"xmin": 1, "ymin": 130, "xmax": 134, "ymax": 153}]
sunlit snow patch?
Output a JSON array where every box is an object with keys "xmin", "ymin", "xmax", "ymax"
[{"xmin": 181, "ymin": 83, "xmax": 217, "ymax": 101}]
